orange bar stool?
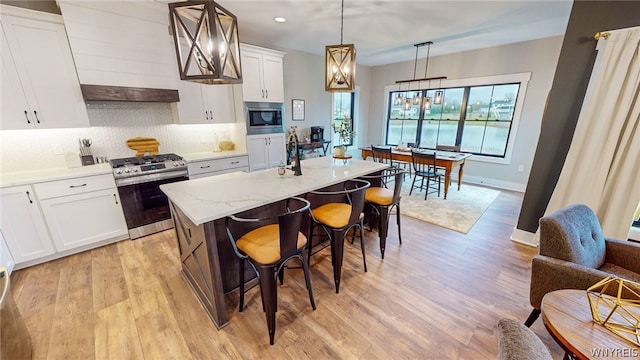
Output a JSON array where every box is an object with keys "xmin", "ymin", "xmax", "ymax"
[
  {"xmin": 307, "ymin": 179, "xmax": 370, "ymax": 293},
  {"xmin": 360, "ymin": 167, "xmax": 406, "ymax": 259},
  {"xmin": 225, "ymin": 197, "xmax": 315, "ymax": 345}
]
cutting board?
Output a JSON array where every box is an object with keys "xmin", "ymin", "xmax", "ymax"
[{"xmin": 126, "ymin": 137, "xmax": 159, "ymax": 156}]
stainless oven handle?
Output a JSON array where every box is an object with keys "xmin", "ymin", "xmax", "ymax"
[{"xmin": 115, "ymin": 170, "xmax": 188, "ymax": 187}]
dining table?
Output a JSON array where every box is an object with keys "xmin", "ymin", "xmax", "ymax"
[{"xmin": 360, "ymin": 147, "xmax": 472, "ymax": 199}]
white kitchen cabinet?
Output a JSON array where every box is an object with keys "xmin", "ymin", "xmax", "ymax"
[
  {"xmin": 240, "ymin": 44, "xmax": 285, "ymax": 103},
  {"xmin": 174, "ymin": 81, "xmax": 236, "ymax": 124},
  {"xmin": 34, "ymin": 174, "xmax": 128, "ymax": 253},
  {"xmin": 0, "ymin": 6, "xmax": 89, "ymax": 130},
  {"xmin": 188, "ymin": 155, "xmax": 249, "ymax": 179},
  {"xmin": 0, "ymin": 185, "xmax": 55, "ymax": 264},
  {"xmin": 247, "ymin": 134, "xmax": 286, "ymax": 172}
]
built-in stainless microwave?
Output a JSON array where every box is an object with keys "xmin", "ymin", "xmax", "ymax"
[{"xmin": 245, "ymin": 102, "xmax": 285, "ymax": 134}]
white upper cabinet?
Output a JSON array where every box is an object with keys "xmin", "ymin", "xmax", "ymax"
[
  {"xmin": 0, "ymin": 6, "xmax": 89, "ymax": 130},
  {"xmin": 173, "ymin": 42, "xmax": 237, "ymax": 124},
  {"xmin": 57, "ymin": 1, "xmax": 177, "ymax": 89},
  {"xmin": 174, "ymin": 81, "xmax": 236, "ymax": 124},
  {"xmin": 240, "ymin": 44, "xmax": 285, "ymax": 103}
]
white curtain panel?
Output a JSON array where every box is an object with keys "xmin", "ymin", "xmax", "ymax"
[{"xmin": 545, "ymin": 27, "xmax": 640, "ymax": 240}]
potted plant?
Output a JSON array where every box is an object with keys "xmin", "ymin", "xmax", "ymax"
[{"xmin": 333, "ymin": 116, "xmax": 355, "ymax": 156}]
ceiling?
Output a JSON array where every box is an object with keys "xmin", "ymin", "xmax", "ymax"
[{"xmin": 213, "ymin": 0, "xmax": 573, "ymax": 67}]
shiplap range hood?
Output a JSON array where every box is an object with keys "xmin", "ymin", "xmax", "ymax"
[{"xmin": 58, "ymin": 1, "xmax": 181, "ymax": 102}]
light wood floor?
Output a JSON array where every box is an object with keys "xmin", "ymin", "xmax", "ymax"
[{"xmin": 12, "ymin": 189, "xmax": 565, "ymax": 359}]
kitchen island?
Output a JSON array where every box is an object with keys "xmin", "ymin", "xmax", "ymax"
[{"xmin": 160, "ymin": 156, "xmax": 388, "ymax": 328}]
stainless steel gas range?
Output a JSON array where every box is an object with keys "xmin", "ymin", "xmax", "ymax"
[{"xmin": 110, "ymin": 153, "xmax": 187, "ymax": 239}]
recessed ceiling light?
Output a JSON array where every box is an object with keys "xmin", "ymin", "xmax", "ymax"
[{"xmin": 274, "ymin": 17, "xmax": 286, "ymax": 23}]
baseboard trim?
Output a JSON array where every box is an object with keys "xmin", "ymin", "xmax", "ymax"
[
  {"xmin": 510, "ymin": 228, "xmax": 538, "ymax": 247},
  {"xmin": 456, "ymin": 175, "xmax": 526, "ymax": 192}
]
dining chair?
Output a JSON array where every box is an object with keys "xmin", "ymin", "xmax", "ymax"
[
  {"xmin": 410, "ymin": 150, "xmax": 442, "ymax": 199},
  {"xmin": 225, "ymin": 197, "xmax": 316, "ymax": 345},
  {"xmin": 307, "ymin": 179, "xmax": 370, "ymax": 293},
  {"xmin": 435, "ymin": 144, "xmax": 460, "ymax": 152},
  {"xmin": 370, "ymin": 145, "xmax": 394, "ymax": 165},
  {"xmin": 360, "ymin": 167, "xmax": 406, "ymax": 259},
  {"xmin": 371, "ymin": 145, "xmax": 411, "ymax": 178}
]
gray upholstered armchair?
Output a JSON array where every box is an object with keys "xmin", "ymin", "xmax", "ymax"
[{"xmin": 525, "ymin": 204, "xmax": 640, "ymax": 327}]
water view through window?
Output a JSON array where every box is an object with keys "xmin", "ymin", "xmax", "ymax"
[{"xmin": 387, "ymin": 83, "xmax": 520, "ymax": 157}]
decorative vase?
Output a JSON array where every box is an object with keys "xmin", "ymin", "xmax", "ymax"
[{"xmin": 335, "ymin": 145, "xmax": 347, "ymax": 157}]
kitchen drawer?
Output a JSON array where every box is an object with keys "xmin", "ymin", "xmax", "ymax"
[
  {"xmin": 33, "ymin": 174, "xmax": 116, "ymax": 200},
  {"xmin": 188, "ymin": 156, "xmax": 249, "ymax": 178}
]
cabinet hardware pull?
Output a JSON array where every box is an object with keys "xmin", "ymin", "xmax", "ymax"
[
  {"xmin": 188, "ymin": 228, "xmax": 192, "ymax": 238},
  {"xmin": 209, "ymin": 110, "xmax": 213, "ymax": 120},
  {"xmin": 205, "ymin": 111, "xmax": 209, "ymax": 120},
  {"xmin": 113, "ymin": 193, "xmax": 119, "ymax": 204},
  {"xmin": 265, "ymin": 89, "xmax": 268, "ymax": 98},
  {"xmin": 33, "ymin": 110, "xmax": 40, "ymax": 124},
  {"xmin": 26, "ymin": 190, "xmax": 33, "ymax": 204},
  {"xmin": 69, "ymin": 184, "xmax": 87, "ymax": 188},
  {"xmin": 261, "ymin": 89, "xmax": 265, "ymax": 98},
  {"xmin": 23, "ymin": 110, "xmax": 31, "ymax": 124},
  {"xmin": 200, "ymin": 165, "xmax": 211, "ymax": 169},
  {"xmin": 230, "ymin": 161, "xmax": 239, "ymax": 164},
  {"xmin": 268, "ymin": 137, "xmax": 271, "ymax": 145},
  {"xmin": 264, "ymin": 138, "xmax": 268, "ymax": 145}
]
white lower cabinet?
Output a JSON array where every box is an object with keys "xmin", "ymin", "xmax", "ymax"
[
  {"xmin": 247, "ymin": 134, "xmax": 286, "ymax": 172},
  {"xmin": 1, "ymin": 173, "xmax": 129, "ymax": 268},
  {"xmin": 38, "ymin": 188, "xmax": 128, "ymax": 252},
  {"xmin": 0, "ymin": 185, "xmax": 55, "ymax": 264}
]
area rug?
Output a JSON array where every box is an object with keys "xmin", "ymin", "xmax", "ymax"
[{"xmin": 399, "ymin": 181, "xmax": 500, "ymax": 234}]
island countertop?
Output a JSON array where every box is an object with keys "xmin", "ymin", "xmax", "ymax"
[{"xmin": 160, "ymin": 156, "xmax": 387, "ymax": 225}]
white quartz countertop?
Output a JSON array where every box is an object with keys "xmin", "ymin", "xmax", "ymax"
[
  {"xmin": 160, "ymin": 156, "xmax": 388, "ymax": 225},
  {"xmin": 0, "ymin": 163, "xmax": 113, "ymax": 188},
  {"xmin": 181, "ymin": 150, "xmax": 248, "ymax": 163}
]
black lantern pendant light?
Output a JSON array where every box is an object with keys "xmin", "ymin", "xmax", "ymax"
[
  {"xmin": 421, "ymin": 42, "xmax": 433, "ymax": 110},
  {"xmin": 434, "ymin": 90, "xmax": 443, "ymax": 105},
  {"xmin": 325, "ymin": 0, "xmax": 356, "ymax": 92},
  {"xmin": 395, "ymin": 92, "xmax": 403, "ymax": 106},
  {"xmin": 395, "ymin": 41, "xmax": 447, "ymax": 112},
  {"xmin": 168, "ymin": 0, "xmax": 242, "ymax": 84}
]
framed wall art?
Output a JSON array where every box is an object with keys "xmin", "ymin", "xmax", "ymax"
[{"xmin": 292, "ymin": 99, "xmax": 305, "ymax": 121}]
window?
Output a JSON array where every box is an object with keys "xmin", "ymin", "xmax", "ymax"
[
  {"xmin": 385, "ymin": 73, "xmax": 529, "ymax": 160},
  {"xmin": 332, "ymin": 92, "xmax": 355, "ymax": 146}
]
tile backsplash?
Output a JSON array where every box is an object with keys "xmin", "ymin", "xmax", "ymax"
[{"xmin": 0, "ymin": 102, "xmax": 246, "ymax": 172}]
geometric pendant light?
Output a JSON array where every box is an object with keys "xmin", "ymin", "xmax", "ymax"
[
  {"xmin": 169, "ymin": 0, "xmax": 242, "ymax": 84},
  {"xmin": 325, "ymin": 0, "xmax": 356, "ymax": 92}
]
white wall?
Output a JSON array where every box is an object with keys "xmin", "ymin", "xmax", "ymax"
[{"xmin": 368, "ymin": 36, "xmax": 564, "ymax": 191}]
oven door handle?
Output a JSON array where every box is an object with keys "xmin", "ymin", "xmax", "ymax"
[{"xmin": 115, "ymin": 170, "xmax": 188, "ymax": 187}]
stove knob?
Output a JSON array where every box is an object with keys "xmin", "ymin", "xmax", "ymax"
[
  {"xmin": 115, "ymin": 169, "xmax": 123, "ymax": 174},
  {"xmin": 173, "ymin": 162, "xmax": 178, "ymax": 167},
  {"xmin": 181, "ymin": 161, "xmax": 186, "ymax": 166},
  {"xmin": 124, "ymin": 168, "xmax": 130, "ymax": 173},
  {"xmin": 133, "ymin": 168, "xmax": 139, "ymax": 172}
]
